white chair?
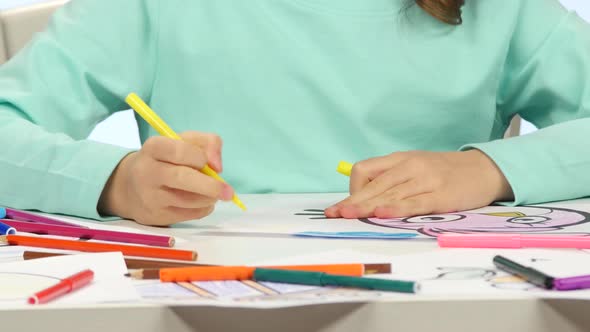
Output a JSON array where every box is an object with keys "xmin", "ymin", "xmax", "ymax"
[
  {"xmin": 0, "ymin": 0, "xmax": 67, "ymax": 63},
  {"xmin": 0, "ymin": 0, "xmax": 141, "ymax": 148}
]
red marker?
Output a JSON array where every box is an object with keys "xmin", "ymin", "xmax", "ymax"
[{"xmin": 28, "ymin": 269, "xmax": 94, "ymax": 304}]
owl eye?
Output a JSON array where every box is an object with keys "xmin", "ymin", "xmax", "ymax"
[
  {"xmin": 507, "ymin": 216, "xmax": 550, "ymax": 224},
  {"xmin": 403, "ymin": 214, "xmax": 465, "ymax": 223}
]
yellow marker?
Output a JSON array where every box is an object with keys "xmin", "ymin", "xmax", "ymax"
[
  {"xmin": 125, "ymin": 92, "xmax": 246, "ymax": 211},
  {"xmin": 336, "ymin": 161, "xmax": 353, "ymax": 177}
]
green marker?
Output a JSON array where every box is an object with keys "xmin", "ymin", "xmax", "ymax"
[{"xmin": 253, "ymin": 268, "xmax": 419, "ymax": 294}]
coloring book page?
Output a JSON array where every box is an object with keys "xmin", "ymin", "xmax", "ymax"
[{"xmin": 178, "ymin": 194, "xmax": 590, "ymax": 239}]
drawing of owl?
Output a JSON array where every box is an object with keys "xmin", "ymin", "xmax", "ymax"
[{"xmin": 359, "ymin": 206, "xmax": 590, "ymax": 237}]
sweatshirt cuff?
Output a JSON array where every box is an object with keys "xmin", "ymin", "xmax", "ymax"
[
  {"xmin": 460, "ymin": 139, "xmax": 529, "ymax": 206},
  {"xmin": 62, "ymin": 141, "xmax": 135, "ymax": 221}
]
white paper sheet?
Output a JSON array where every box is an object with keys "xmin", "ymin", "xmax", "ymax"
[
  {"xmin": 501, "ymin": 250, "xmax": 590, "ymax": 278},
  {"xmin": 0, "ymin": 252, "xmax": 140, "ymax": 306},
  {"xmin": 385, "ymin": 248, "xmax": 590, "ymax": 297}
]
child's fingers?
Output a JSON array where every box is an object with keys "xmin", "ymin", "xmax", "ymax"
[
  {"xmin": 160, "ymin": 187, "xmax": 218, "ymax": 209},
  {"xmin": 339, "ymin": 180, "xmax": 431, "ymax": 219},
  {"xmin": 326, "ymin": 164, "xmax": 411, "ymax": 217},
  {"xmin": 143, "ymin": 136, "xmax": 208, "ymax": 170},
  {"xmin": 349, "ymin": 154, "xmax": 405, "ymax": 194},
  {"xmin": 180, "ymin": 131, "xmax": 223, "ymax": 172},
  {"xmin": 159, "ymin": 163, "xmax": 232, "ymax": 200},
  {"xmin": 374, "ymin": 193, "xmax": 446, "ymax": 219}
]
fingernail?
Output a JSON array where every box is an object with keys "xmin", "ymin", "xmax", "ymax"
[{"xmin": 221, "ymin": 185, "xmax": 234, "ymax": 200}]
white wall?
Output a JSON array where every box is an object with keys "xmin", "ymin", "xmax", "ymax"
[
  {"xmin": 88, "ymin": 111, "xmax": 140, "ymax": 149},
  {"xmin": 0, "ymin": 0, "xmax": 48, "ymax": 10},
  {"xmin": 85, "ymin": 0, "xmax": 589, "ymax": 146},
  {"xmin": 560, "ymin": 0, "xmax": 590, "ymax": 20}
]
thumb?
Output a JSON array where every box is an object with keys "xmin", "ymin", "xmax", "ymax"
[{"xmin": 179, "ymin": 131, "xmax": 223, "ymax": 172}]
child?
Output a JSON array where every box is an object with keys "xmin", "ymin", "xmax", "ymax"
[{"xmin": 0, "ymin": 0, "xmax": 588, "ymax": 226}]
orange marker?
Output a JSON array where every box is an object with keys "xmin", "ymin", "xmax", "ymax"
[
  {"xmin": 1, "ymin": 234, "xmax": 197, "ymax": 261},
  {"xmin": 160, "ymin": 264, "xmax": 375, "ymax": 282}
]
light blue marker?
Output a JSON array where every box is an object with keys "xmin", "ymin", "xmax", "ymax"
[
  {"xmin": 294, "ymin": 231, "xmax": 417, "ymax": 239},
  {"xmin": 0, "ymin": 207, "xmax": 6, "ymax": 219}
]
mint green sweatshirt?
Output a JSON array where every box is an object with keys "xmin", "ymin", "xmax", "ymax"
[{"xmin": 0, "ymin": 0, "xmax": 589, "ymax": 219}]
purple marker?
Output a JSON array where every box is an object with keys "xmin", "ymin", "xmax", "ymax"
[
  {"xmin": 2, "ymin": 208, "xmax": 88, "ymax": 229},
  {"xmin": 553, "ymin": 275, "xmax": 590, "ymax": 291}
]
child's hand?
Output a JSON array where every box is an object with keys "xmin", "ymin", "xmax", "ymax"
[
  {"xmin": 324, "ymin": 150, "xmax": 514, "ymax": 219},
  {"xmin": 98, "ymin": 132, "xmax": 233, "ymax": 226}
]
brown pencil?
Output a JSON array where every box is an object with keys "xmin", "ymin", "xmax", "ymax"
[
  {"xmin": 127, "ymin": 269, "xmax": 161, "ymax": 280},
  {"xmin": 23, "ymin": 250, "xmax": 210, "ymax": 269}
]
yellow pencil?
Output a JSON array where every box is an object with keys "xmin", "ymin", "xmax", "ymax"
[{"xmin": 125, "ymin": 92, "xmax": 246, "ymax": 211}]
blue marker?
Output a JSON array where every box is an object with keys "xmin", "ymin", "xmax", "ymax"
[
  {"xmin": 0, "ymin": 208, "xmax": 15, "ymax": 235},
  {"xmin": 0, "ymin": 221, "xmax": 15, "ymax": 235},
  {"xmin": 294, "ymin": 231, "xmax": 417, "ymax": 239}
]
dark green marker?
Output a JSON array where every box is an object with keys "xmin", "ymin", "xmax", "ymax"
[
  {"xmin": 253, "ymin": 268, "xmax": 418, "ymax": 294},
  {"xmin": 493, "ymin": 255, "xmax": 554, "ymax": 289}
]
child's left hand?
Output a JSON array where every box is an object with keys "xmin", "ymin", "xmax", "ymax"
[{"xmin": 324, "ymin": 150, "xmax": 514, "ymax": 219}]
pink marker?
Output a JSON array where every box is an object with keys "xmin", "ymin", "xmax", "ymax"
[
  {"xmin": 1, "ymin": 219, "xmax": 175, "ymax": 247},
  {"xmin": 438, "ymin": 233, "xmax": 590, "ymax": 249},
  {"xmin": 3, "ymin": 208, "xmax": 88, "ymax": 229}
]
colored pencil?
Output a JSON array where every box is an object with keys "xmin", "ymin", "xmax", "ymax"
[
  {"xmin": 1, "ymin": 234, "xmax": 197, "ymax": 261},
  {"xmin": 23, "ymin": 251, "xmax": 211, "ymax": 269},
  {"xmin": 2, "ymin": 219, "xmax": 174, "ymax": 247},
  {"xmin": 131, "ymin": 263, "xmax": 392, "ymax": 281},
  {"xmin": 3, "ymin": 207, "xmax": 88, "ymax": 228},
  {"xmin": 127, "ymin": 269, "xmax": 166, "ymax": 280},
  {"xmin": 28, "ymin": 269, "xmax": 94, "ymax": 304}
]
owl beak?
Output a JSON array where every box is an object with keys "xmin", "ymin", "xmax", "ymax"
[{"xmin": 483, "ymin": 212, "xmax": 526, "ymax": 217}]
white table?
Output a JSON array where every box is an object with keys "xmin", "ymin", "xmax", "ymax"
[{"xmin": 1, "ymin": 193, "xmax": 589, "ymax": 332}]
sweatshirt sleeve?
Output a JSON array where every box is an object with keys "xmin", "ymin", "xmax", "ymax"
[
  {"xmin": 461, "ymin": 0, "xmax": 590, "ymax": 205},
  {"xmin": 0, "ymin": 0, "xmax": 160, "ymax": 219}
]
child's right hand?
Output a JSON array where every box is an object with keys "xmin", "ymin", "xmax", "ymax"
[{"xmin": 98, "ymin": 132, "xmax": 234, "ymax": 226}]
